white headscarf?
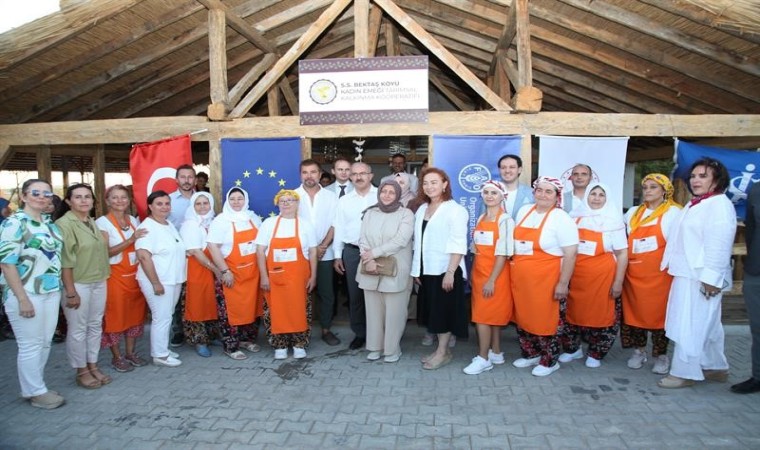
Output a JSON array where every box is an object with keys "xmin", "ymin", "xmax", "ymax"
[
  {"xmin": 570, "ymin": 182, "xmax": 625, "ymax": 232},
  {"xmin": 219, "ymin": 187, "xmax": 254, "ymax": 222},
  {"xmin": 183, "ymin": 191, "xmax": 216, "ymax": 229},
  {"xmin": 480, "ymin": 180, "xmax": 508, "ymax": 213}
]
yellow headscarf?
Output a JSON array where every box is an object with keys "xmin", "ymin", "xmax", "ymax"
[
  {"xmin": 629, "ymin": 173, "xmax": 682, "ymax": 232},
  {"xmin": 273, "ymin": 189, "xmax": 300, "ymax": 205}
]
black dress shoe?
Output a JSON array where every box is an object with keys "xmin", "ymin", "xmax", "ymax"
[
  {"xmin": 322, "ymin": 331, "xmax": 340, "ymax": 346},
  {"xmin": 349, "ymin": 337, "xmax": 365, "ymax": 350},
  {"xmin": 730, "ymin": 378, "xmax": 760, "ymax": 394}
]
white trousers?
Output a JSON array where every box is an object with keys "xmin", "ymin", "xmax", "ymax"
[
  {"xmin": 139, "ymin": 280, "xmax": 181, "ymax": 358},
  {"xmin": 666, "ymin": 276, "xmax": 729, "ymax": 380},
  {"xmin": 62, "ymin": 281, "xmax": 107, "ymax": 368},
  {"xmin": 364, "ymin": 289, "xmax": 410, "ymax": 356},
  {"xmin": 4, "ymin": 290, "xmax": 60, "ymax": 397}
]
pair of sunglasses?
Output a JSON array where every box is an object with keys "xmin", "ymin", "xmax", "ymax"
[{"xmin": 28, "ymin": 190, "xmax": 54, "ymax": 198}]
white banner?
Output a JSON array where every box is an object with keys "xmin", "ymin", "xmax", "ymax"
[{"xmin": 538, "ymin": 135, "xmax": 629, "ymax": 210}]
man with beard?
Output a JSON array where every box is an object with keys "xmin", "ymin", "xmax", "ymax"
[
  {"xmin": 168, "ymin": 164, "xmax": 196, "ymax": 229},
  {"xmin": 497, "ymin": 154, "xmax": 534, "ymax": 219}
]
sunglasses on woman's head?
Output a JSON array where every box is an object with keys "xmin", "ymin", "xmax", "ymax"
[{"xmin": 29, "ymin": 190, "xmax": 54, "ymax": 198}]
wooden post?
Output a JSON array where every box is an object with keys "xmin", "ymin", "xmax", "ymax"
[
  {"xmin": 520, "ymin": 133, "xmax": 532, "ymax": 184},
  {"xmin": 61, "ymin": 157, "xmax": 70, "ymax": 191},
  {"xmin": 354, "ymin": 0, "xmax": 370, "ymax": 57},
  {"xmin": 208, "ymin": 137, "xmax": 222, "ymax": 213},
  {"xmin": 37, "ymin": 145, "xmax": 52, "ymax": 183},
  {"xmin": 514, "ymin": 0, "xmax": 532, "ymax": 88},
  {"xmin": 301, "ymin": 137, "xmax": 312, "ymax": 160},
  {"xmin": 267, "ymin": 86, "xmax": 281, "ymax": 116},
  {"xmin": 208, "ymin": 8, "xmax": 229, "ymax": 120},
  {"xmin": 93, "ymin": 145, "xmax": 106, "ymax": 217}
]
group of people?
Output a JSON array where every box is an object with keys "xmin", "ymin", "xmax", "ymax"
[{"xmin": 0, "ymin": 153, "xmax": 755, "ymax": 410}]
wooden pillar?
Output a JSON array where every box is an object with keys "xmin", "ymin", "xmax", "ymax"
[
  {"xmin": 93, "ymin": 145, "xmax": 106, "ymax": 217},
  {"xmin": 37, "ymin": 145, "xmax": 52, "ymax": 183},
  {"xmin": 301, "ymin": 137, "xmax": 312, "ymax": 160},
  {"xmin": 61, "ymin": 157, "xmax": 70, "ymax": 191},
  {"xmin": 267, "ymin": 87, "xmax": 281, "ymax": 116},
  {"xmin": 354, "ymin": 0, "xmax": 370, "ymax": 57},
  {"xmin": 515, "ymin": 0, "xmax": 532, "ymax": 88},
  {"xmin": 520, "ymin": 133, "xmax": 532, "ymax": 184},
  {"xmin": 207, "ymin": 8, "xmax": 229, "ymax": 120},
  {"xmin": 208, "ymin": 137, "xmax": 222, "ymax": 213},
  {"xmin": 0, "ymin": 143, "xmax": 14, "ymax": 171}
]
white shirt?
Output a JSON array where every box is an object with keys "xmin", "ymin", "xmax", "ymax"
[
  {"xmin": 471, "ymin": 213, "xmax": 514, "ymax": 257},
  {"xmin": 326, "ymin": 181, "xmax": 354, "ymax": 197},
  {"xmin": 515, "ymin": 205, "xmax": 579, "ymax": 257},
  {"xmin": 135, "ymin": 217, "xmax": 187, "ymax": 284},
  {"xmin": 206, "ymin": 213, "xmax": 262, "ymax": 258},
  {"xmin": 95, "ymin": 215, "xmax": 140, "ymax": 265},
  {"xmin": 575, "ymin": 216, "xmax": 628, "ymax": 253},
  {"xmin": 179, "ymin": 220, "xmax": 209, "ymax": 251},
  {"xmin": 624, "ymin": 205, "xmax": 680, "ymax": 240},
  {"xmin": 255, "ymin": 216, "xmax": 317, "ymax": 259},
  {"xmin": 332, "ymin": 186, "xmax": 378, "ymax": 257},
  {"xmin": 168, "ymin": 190, "xmax": 193, "ymax": 230},
  {"xmin": 296, "ymin": 185, "xmax": 338, "ymax": 261},
  {"xmin": 411, "ymin": 201, "xmax": 469, "ymax": 278}
]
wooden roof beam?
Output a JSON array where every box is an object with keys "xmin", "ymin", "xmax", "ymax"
[
  {"xmin": 373, "ymin": 0, "xmax": 511, "ymax": 111},
  {"xmin": 558, "ymin": 0, "xmax": 759, "ymax": 78},
  {"xmin": 429, "ymin": 72, "xmax": 474, "ymax": 111},
  {"xmin": 488, "ymin": 0, "xmax": 516, "ymax": 77},
  {"xmin": 228, "ymin": 0, "xmax": 354, "ymax": 119},
  {"xmin": 207, "ymin": 8, "xmax": 229, "ymax": 120},
  {"xmin": 355, "ymin": 0, "xmax": 370, "ymax": 57},
  {"xmin": 196, "ymin": 0, "xmax": 278, "ymax": 54},
  {"xmin": 367, "ymin": 5, "xmax": 384, "ymax": 57},
  {"xmin": 228, "ymin": 54, "xmax": 278, "ymax": 108}
]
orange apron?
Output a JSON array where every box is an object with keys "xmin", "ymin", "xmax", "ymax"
[
  {"xmin": 567, "ymin": 220, "xmax": 616, "ymax": 327},
  {"xmin": 510, "ymin": 206, "xmax": 562, "ymax": 336},
  {"xmin": 622, "ymin": 215, "xmax": 672, "ymax": 329},
  {"xmin": 471, "ymin": 211, "xmax": 512, "ymax": 326},
  {"xmin": 103, "ymin": 214, "xmax": 146, "ymax": 333},
  {"xmin": 265, "ymin": 217, "xmax": 310, "ymax": 334},
  {"xmin": 184, "ymin": 246, "xmax": 218, "ymax": 322},
  {"xmin": 223, "ymin": 221, "xmax": 259, "ymax": 326}
]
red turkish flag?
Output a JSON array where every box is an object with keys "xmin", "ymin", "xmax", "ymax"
[{"xmin": 129, "ymin": 135, "xmax": 192, "ymax": 219}]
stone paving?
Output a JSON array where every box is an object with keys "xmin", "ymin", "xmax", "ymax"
[{"xmin": 0, "ymin": 322, "xmax": 758, "ymax": 449}]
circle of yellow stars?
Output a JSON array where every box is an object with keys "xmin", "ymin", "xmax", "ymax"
[{"xmin": 234, "ymin": 167, "xmax": 288, "ymax": 217}]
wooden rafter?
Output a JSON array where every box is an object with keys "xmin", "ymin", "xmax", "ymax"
[
  {"xmin": 207, "ymin": 8, "xmax": 229, "ymax": 112},
  {"xmin": 196, "ymin": 0, "xmax": 278, "ymax": 54},
  {"xmin": 354, "ymin": 0, "xmax": 370, "ymax": 57},
  {"xmin": 367, "ymin": 5, "xmax": 384, "ymax": 57},
  {"xmin": 488, "ymin": 0, "xmax": 516, "ymax": 77},
  {"xmin": 429, "ymin": 72, "xmax": 474, "ymax": 111}
]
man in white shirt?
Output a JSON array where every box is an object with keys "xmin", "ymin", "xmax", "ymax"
[
  {"xmin": 166, "ymin": 164, "xmax": 195, "ymax": 347},
  {"xmin": 168, "ymin": 164, "xmax": 196, "ymax": 229},
  {"xmin": 325, "ymin": 158, "xmax": 354, "ymax": 198},
  {"xmin": 333, "ymin": 162, "xmax": 377, "ymax": 350},
  {"xmin": 498, "ymin": 154, "xmax": 534, "ymax": 220},
  {"xmin": 563, "ymin": 163, "xmax": 593, "ymax": 213},
  {"xmin": 381, "ymin": 153, "xmax": 418, "ymax": 195},
  {"xmin": 296, "ymin": 159, "xmax": 341, "ymax": 346}
]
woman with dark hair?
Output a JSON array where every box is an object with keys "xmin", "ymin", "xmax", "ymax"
[
  {"xmin": 207, "ymin": 187, "xmax": 263, "ymax": 360},
  {"xmin": 54, "ymin": 183, "xmax": 111, "ymax": 389},
  {"xmin": 135, "ymin": 190, "xmax": 187, "ymax": 367},
  {"xmin": 658, "ymin": 157, "xmax": 737, "ymax": 388},
  {"xmin": 96, "ymin": 185, "xmax": 149, "ymax": 372},
  {"xmin": 412, "ymin": 168, "xmax": 469, "ymax": 370},
  {"xmin": 357, "ymin": 180, "xmax": 414, "ymax": 363},
  {"xmin": 0, "ymin": 179, "xmax": 64, "ymax": 409},
  {"xmin": 511, "ymin": 176, "xmax": 579, "ymax": 377},
  {"xmin": 621, "ymin": 174, "xmax": 681, "ymax": 374}
]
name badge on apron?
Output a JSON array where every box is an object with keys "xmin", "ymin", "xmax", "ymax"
[
  {"xmin": 577, "ymin": 240, "xmax": 597, "ymax": 256},
  {"xmin": 238, "ymin": 240, "xmax": 256, "ymax": 256},
  {"xmin": 515, "ymin": 240, "xmax": 534, "ymax": 256},
  {"xmin": 632, "ymin": 236, "xmax": 657, "ymax": 254},
  {"xmin": 128, "ymin": 252, "xmax": 138, "ymax": 265},
  {"xmin": 473, "ymin": 230, "xmax": 494, "ymax": 246},
  {"xmin": 273, "ymin": 248, "xmax": 298, "ymax": 263}
]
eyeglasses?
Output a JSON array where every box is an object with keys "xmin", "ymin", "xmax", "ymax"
[
  {"xmin": 351, "ymin": 172, "xmax": 371, "ymax": 177},
  {"xmin": 278, "ymin": 199, "xmax": 297, "ymax": 204},
  {"xmin": 28, "ymin": 190, "xmax": 54, "ymax": 198}
]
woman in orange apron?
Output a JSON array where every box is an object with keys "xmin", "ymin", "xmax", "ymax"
[
  {"xmin": 256, "ymin": 190, "xmax": 318, "ymax": 360},
  {"xmin": 511, "ymin": 176, "xmax": 579, "ymax": 377},
  {"xmin": 463, "ymin": 181, "xmax": 514, "ymax": 376},
  {"xmin": 96, "ymin": 185, "xmax": 148, "ymax": 373},
  {"xmin": 179, "ymin": 192, "xmax": 221, "ymax": 358},
  {"xmin": 622, "ymin": 173, "xmax": 682, "ymax": 374},
  {"xmin": 561, "ymin": 182, "xmax": 628, "ymax": 368},
  {"xmin": 207, "ymin": 187, "xmax": 263, "ymax": 361}
]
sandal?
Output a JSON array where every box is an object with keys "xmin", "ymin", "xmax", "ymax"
[
  {"xmin": 76, "ymin": 370, "xmax": 102, "ymax": 389},
  {"xmin": 240, "ymin": 342, "xmax": 261, "ymax": 353},
  {"xmin": 89, "ymin": 367, "xmax": 112, "ymax": 385},
  {"xmin": 423, "ymin": 353, "xmax": 453, "ymax": 370},
  {"xmin": 225, "ymin": 350, "xmax": 248, "ymax": 360},
  {"xmin": 124, "ymin": 353, "xmax": 148, "ymax": 367},
  {"xmin": 112, "ymin": 357, "xmax": 134, "ymax": 373}
]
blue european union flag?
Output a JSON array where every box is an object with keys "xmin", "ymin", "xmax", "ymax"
[
  {"xmin": 674, "ymin": 139, "xmax": 760, "ymax": 220},
  {"xmin": 221, "ymin": 138, "xmax": 302, "ymax": 219}
]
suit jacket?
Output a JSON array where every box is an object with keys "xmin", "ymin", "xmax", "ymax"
[
  {"xmin": 356, "ymin": 207, "xmax": 414, "ymax": 293},
  {"xmin": 510, "ymin": 183, "xmax": 535, "ymax": 220}
]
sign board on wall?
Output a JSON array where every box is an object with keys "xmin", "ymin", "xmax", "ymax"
[{"xmin": 298, "ymin": 56, "xmax": 429, "ymax": 125}]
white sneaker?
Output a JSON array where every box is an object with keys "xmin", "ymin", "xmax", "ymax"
[
  {"xmin": 488, "ymin": 350, "xmax": 505, "ymax": 365},
  {"xmin": 169, "ymin": 351, "xmax": 180, "ymax": 359},
  {"xmin": 448, "ymin": 335, "xmax": 457, "ymax": 348},
  {"xmin": 153, "ymin": 356, "xmax": 182, "ymax": 367},
  {"xmin": 293, "ymin": 347, "xmax": 307, "ymax": 359},
  {"xmin": 585, "ymin": 356, "xmax": 601, "ymax": 368},
  {"xmin": 558, "ymin": 348, "xmax": 584, "ymax": 363},
  {"xmin": 627, "ymin": 349, "xmax": 647, "ymax": 369},
  {"xmin": 532, "ymin": 363, "xmax": 560, "ymax": 377},
  {"xmin": 463, "ymin": 355, "xmax": 493, "ymax": 375},
  {"xmin": 367, "ymin": 351, "xmax": 381, "ymax": 361},
  {"xmin": 274, "ymin": 348, "xmax": 288, "ymax": 360},
  {"xmin": 652, "ymin": 355, "xmax": 670, "ymax": 374},
  {"xmin": 384, "ymin": 352, "xmax": 402, "ymax": 363},
  {"xmin": 512, "ymin": 356, "xmax": 541, "ymax": 368}
]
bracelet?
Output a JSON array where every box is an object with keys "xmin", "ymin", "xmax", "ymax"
[{"xmin": 66, "ymin": 293, "xmax": 77, "ymax": 299}]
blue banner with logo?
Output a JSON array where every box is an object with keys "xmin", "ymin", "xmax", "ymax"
[
  {"xmin": 221, "ymin": 138, "xmax": 302, "ymax": 219},
  {"xmin": 433, "ymin": 135, "xmax": 523, "ymax": 239},
  {"xmin": 673, "ymin": 139, "xmax": 760, "ymax": 220}
]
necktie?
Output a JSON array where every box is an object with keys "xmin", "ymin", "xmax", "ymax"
[{"xmin": 339, "ymin": 185, "xmax": 346, "ymax": 198}]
